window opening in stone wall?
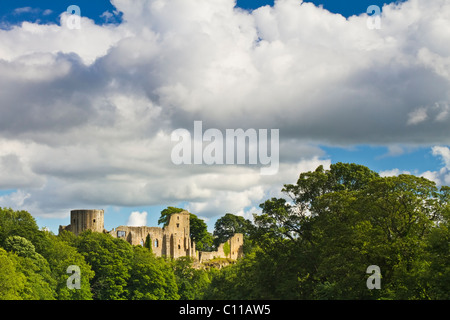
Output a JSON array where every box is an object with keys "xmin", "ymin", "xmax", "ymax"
[
  {"xmin": 117, "ymin": 231, "xmax": 126, "ymax": 238},
  {"xmin": 154, "ymin": 239, "xmax": 159, "ymax": 248},
  {"xmin": 178, "ymin": 244, "xmax": 181, "ymax": 249},
  {"xmin": 176, "ymin": 223, "xmax": 179, "ymax": 228},
  {"xmin": 93, "ymin": 219, "xmax": 96, "ymax": 223}
]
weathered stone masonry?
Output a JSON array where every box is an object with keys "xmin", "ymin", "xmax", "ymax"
[
  {"xmin": 59, "ymin": 209, "xmax": 244, "ymax": 262},
  {"xmin": 109, "ymin": 211, "xmax": 197, "ymax": 260},
  {"xmin": 59, "ymin": 209, "xmax": 105, "ymax": 236}
]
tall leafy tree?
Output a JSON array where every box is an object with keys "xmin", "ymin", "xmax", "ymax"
[
  {"xmin": 190, "ymin": 214, "xmax": 214, "ymax": 251},
  {"xmin": 245, "ymin": 163, "xmax": 449, "ymax": 299},
  {"xmin": 43, "ymin": 232, "xmax": 94, "ymax": 300},
  {"xmin": 213, "ymin": 213, "xmax": 253, "ymax": 249},
  {"xmin": 75, "ymin": 231, "xmax": 133, "ymax": 300},
  {"xmin": 422, "ymin": 187, "xmax": 450, "ymax": 299},
  {"xmin": 0, "ymin": 208, "xmax": 47, "ymax": 251},
  {"xmin": 127, "ymin": 246, "xmax": 179, "ymax": 300},
  {"xmin": 172, "ymin": 257, "xmax": 210, "ymax": 300},
  {"xmin": 4, "ymin": 235, "xmax": 56, "ymax": 300},
  {"xmin": 0, "ymin": 248, "xmax": 26, "ymax": 300}
]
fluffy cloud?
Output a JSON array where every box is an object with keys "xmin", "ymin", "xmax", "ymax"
[
  {"xmin": 382, "ymin": 146, "xmax": 450, "ymax": 187},
  {"xmin": 379, "ymin": 168, "xmax": 411, "ymax": 177},
  {"xmin": 420, "ymin": 146, "xmax": 450, "ymax": 186},
  {"xmin": 127, "ymin": 211, "xmax": 148, "ymax": 227},
  {"xmin": 0, "ymin": 0, "xmax": 449, "ymax": 222}
]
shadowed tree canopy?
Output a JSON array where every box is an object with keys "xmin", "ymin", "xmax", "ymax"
[{"xmin": 213, "ymin": 213, "xmax": 253, "ymax": 248}]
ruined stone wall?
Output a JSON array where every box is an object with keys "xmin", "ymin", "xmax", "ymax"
[
  {"xmin": 198, "ymin": 233, "xmax": 244, "ymax": 263},
  {"xmin": 110, "ymin": 226, "xmax": 165, "ymax": 256},
  {"xmin": 109, "ymin": 211, "xmax": 193, "ymax": 259},
  {"xmin": 229, "ymin": 233, "xmax": 244, "ymax": 260}
]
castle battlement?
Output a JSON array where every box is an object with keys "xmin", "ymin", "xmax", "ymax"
[{"xmin": 59, "ymin": 209, "xmax": 243, "ymax": 262}]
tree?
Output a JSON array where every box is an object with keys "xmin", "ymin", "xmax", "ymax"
[
  {"xmin": 4, "ymin": 236, "xmax": 37, "ymax": 259},
  {"xmin": 172, "ymin": 257, "xmax": 210, "ymax": 300},
  {"xmin": 0, "ymin": 208, "xmax": 46, "ymax": 251},
  {"xmin": 190, "ymin": 213, "xmax": 214, "ymax": 251},
  {"xmin": 0, "ymin": 248, "xmax": 26, "ymax": 300},
  {"xmin": 282, "ymin": 162, "xmax": 379, "ymax": 210},
  {"xmin": 4, "ymin": 235, "xmax": 56, "ymax": 300},
  {"xmin": 422, "ymin": 187, "xmax": 450, "ymax": 299},
  {"xmin": 43, "ymin": 232, "xmax": 94, "ymax": 300},
  {"xmin": 213, "ymin": 213, "xmax": 253, "ymax": 249},
  {"xmin": 127, "ymin": 246, "xmax": 179, "ymax": 300},
  {"xmin": 75, "ymin": 231, "xmax": 133, "ymax": 300},
  {"xmin": 350, "ymin": 175, "xmax": 447, "ymax": 299},
  {"xmin": 158, "ymin": 207, "xmax": 184, "ymax": 227},
  {"xmin": 247, "ymin": 163, "xmax": 448, "ymax": 299}
]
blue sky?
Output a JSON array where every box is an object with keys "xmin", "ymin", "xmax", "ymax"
[
  {"xmin": 0, "ymin": 0, "xmax": 403, "ymax": 26},
  {"xmin": 0, "ymin": 0, "xmax": 448, "ymax": 233}
]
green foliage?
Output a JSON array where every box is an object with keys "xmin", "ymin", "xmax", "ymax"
[
  {"xmin": 144, "ymin": 233, "xmax": 153, "ymax": 253},
  {"xmin": 172, "ymin": 257, "xmax": 211, "ymax": 300},
  {"xmin": 205, "ymin": 249, "xmax": 298, "ymax": 300},
  {"xmin": 4, "ymin": 236, "xmax": 37, "ymax": 259},
  {"xmin": 213, "ymin": 213, "xmax": 253, "ymax": 252},
  {"xmin": 223, "ymin": 241, "xmax": 230, "ymax": 257},
  {"xmin": 158, "ymin": 206, "xmax": 184, "ymax": 227},
  {"xmin": 211, "ymin": 163, "xmax": 450, "ymax": 300},
  {"xmin": 0, "ymin": 248, "xmax": 26, "ymax": 300},
  {"xmin": 421, "ymin": 187, "xmax": 450, "ymax": 299},
  {"xmin": 0, "ymin": 208, "xmax": 45, "ymax": 251},
  {"xmin": 2, "ymin": 235, "xmax": 56, "ymax": 300},
  {"xmin": 127, "ymin": 246, "xmax": 179, "ymax": 300},
  {"xmin": 190, "ymin": 213, "xmax": 214, "ymax": 251},
  {"xmin": 75, "ymin": 230, "xmax": 133, "ymax": 300},
  {"xmin": 13, "ymin": 252, "xmax": 56, "ymax": 300},
  {"xmin": 40, "ymin": 232, "xmax": 94, "ymax": 300}
]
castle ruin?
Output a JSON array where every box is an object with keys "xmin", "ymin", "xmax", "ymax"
[
  {"xmin": 59, "ymin": 209, "xmax": 244, "ymax": 262},
  {"xmin": 59, "ymin": 209, "xmax": 105, "ymax": 236}
]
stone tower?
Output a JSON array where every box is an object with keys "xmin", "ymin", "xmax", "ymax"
[
  {"xmin": 165, "ymin": 211, "xmax": 191, "ymax": 259},
  {"xmin": 65, "ymin": 209, "xmax": 105, "ymax": 236}
]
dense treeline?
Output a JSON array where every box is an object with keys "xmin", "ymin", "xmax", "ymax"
[{"xmin": 0, "ymin": 163, "xmax": 449, "ymax": 300}]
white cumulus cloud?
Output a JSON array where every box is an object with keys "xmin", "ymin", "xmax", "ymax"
[
  {"xmin": 127, "ymin": 211, "xmax": 148, "ymax": 227},
  {"xmin": 0, "ymin": 0, "xmax": 449, "ymax": 224}
]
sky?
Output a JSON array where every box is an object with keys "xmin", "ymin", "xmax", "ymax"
[{"xmin": 0, "ymin": 0, "xmax": 449, "ymax": 233}]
